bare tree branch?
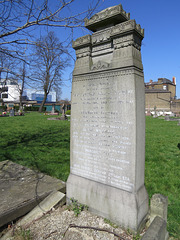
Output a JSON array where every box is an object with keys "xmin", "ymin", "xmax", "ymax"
[{"xmin": 30, "ymin": 31, "xmax": 69, "ymax": 112}]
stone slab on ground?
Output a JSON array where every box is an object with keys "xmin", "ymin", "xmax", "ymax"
[
  {"xmin": 0, "ymin": 160, "xmax": 66, "ymax": 228},
  {"xmin": 1, "ymin": 191, "xmax": 66, "ymax": 240},
  {"xmin": 17, "ymin": 191, "xmax": 66, "ymax": 227}
]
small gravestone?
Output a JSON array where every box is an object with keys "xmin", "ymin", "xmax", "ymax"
[
  {"xmin": 146, "ymin": 110, "xmax": 151, "ymax": 116},
  {"xmin": 153, "ymin": 106, "xmax": 157, "ymax": 118},
  {"xmin": 51, "ymin": 104, "xmax": 55, "ymax": 114},
  {"xmin": 60, "ymin": 104, "xmax": 68, "ymax": 120},
  {"xmin": 144, "ymin": 194, "xmax": 169, "ymax": 240},
  {"xmin": 150, "ymin": 194, "xmax": 168, "ymax": 223},
  {"xmin": 67, "ymin": 4, "xmax": 149, "ymax": 232},
  {"xmin": 9, "ymin": 109, "xmax": 14, "ymax": 117},
  {"xmin": 165, "ymin": 115, "xmax": 170, "ymax": 121}
]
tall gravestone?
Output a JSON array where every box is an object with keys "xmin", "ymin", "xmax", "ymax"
[{"xmin": 67, "ymin": 4, "xmax": 149, "ymax": 231}]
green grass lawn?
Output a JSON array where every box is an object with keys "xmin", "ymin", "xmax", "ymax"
[
  {"xmin": 0, "ymin": 112, "xmax": 70, "ymax": 181},
  {"xmin": 0, "ymin": 113, "xmax": 179, "ymax": 238},
  {"xmin": 145, "ymin": 117, "xmax": 180, "ymax": 239}
]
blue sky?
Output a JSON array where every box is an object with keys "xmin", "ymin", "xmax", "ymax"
[{"xmin": 59, "ymin": 0, "xmax": 180, "ymax": 100}]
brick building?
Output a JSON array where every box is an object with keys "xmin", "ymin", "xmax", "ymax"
[{"xmin": 145, "ymin": 77, "xmax": 178, "ymax": 112}]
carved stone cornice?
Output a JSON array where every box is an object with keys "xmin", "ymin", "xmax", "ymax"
[
  {"xmin": 113, "ymin": 34, "xmax": 141, "ymax": 51},
  {"xmin": 72, "ymin": 35, "xmax": 91, "ymax": 50},
  {"xmin": 76, "ymin": 46, "xmax": 91, "ymax": 59},
  {"xmin": 110, "ymin": 20, "xmax": 144, "ymax": 38},
  {"xmin": 85, "ymin": 4, "xmax": 130, "ymax": 32},
  {"xmin": 91, "ymin": 28, "xmax": 112, "ymax": 45}
]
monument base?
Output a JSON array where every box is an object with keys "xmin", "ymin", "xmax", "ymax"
[
  {"xmin": 59, "ymin": 114, "xmax": 68, "ymax": 120},
  {"xmin": 67, "ymin": 174, "xmax": 149, "ymax": 232}
]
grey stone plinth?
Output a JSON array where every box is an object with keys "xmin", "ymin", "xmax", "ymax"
[{"xmin": 67, "ymin": 174, "xmax": 148, "ymax": 232}]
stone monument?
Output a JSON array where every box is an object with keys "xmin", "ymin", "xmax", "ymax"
[
  {"xmin": 9, "ymin": 108, "xmax": 15, "ymax": 117},
  {"xmin": 67, "ymin": 4, "xmax": 149, "ymax": 232},
  {"xmin": 60, "ymin": 104, "xmax": 68, "ymax": 120},
  {"xmin": 51, "ymin": 103, "xmax": 55, "ymax": 114}
]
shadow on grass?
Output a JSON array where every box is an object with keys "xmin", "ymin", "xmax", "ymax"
[{"xmin": 0, "ymin": 128, "xmax": 70, "ymax": 181}]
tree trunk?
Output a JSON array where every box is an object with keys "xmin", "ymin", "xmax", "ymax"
[
  {"xmin": 38, "ymin": 92, "xmax": 48, "ymax": 112},
  {"xmin": 19, "ymin": 62, "xmax": 25, "ymax": 111},
  {"xmin": 19, "ymin": 93, "xmax": 23, "ymax": 110}
]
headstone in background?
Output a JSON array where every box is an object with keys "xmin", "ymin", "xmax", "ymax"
[
  {"xmin": 153, "ymin": 106, "xmax": 157, "ymax": 118},
  {"xmin": 150, "ymin": 194, "xmax": 168, "ymax": 223},
  {"xmin": 51, "ymin": 104, "xmax": 55, "ymax": 114},
  {"xmin": 165, "ymin": 115, "xmax": 170, "ymax": 121},
  {"xmin": 67, "ymin": 4, "xmax": 149, "ymax": 232},
  {"xmin": 60, "ymin": 104, "xmax": 68, "ymax": 120},
  {"xmin": 9, "ymin": 109, "xmax": 14, "ymax": 117}
]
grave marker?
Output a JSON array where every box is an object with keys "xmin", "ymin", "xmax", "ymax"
[{"xmin": 67, "ymin": 4, "xmax": 149, "ymax": 231}]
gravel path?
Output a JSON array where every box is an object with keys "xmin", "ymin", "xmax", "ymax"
[
  {"xmin": 1, "ymin": 205, "xmax": 147, "ymax": 239},
  {"xmin": 22, "ymin": 206, "xmax": 144, "ymax": 240}
]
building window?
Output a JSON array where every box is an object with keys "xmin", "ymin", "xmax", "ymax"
[
  {"xmin": 163, "ymin": 85, "xmax": 167, "ymax": 90},
  {"xmin": 2, "ymin": 87, "xmax": 8, "ymax": 92},
  {"xmin": 2, "ymin": 93, "xmax": 8, "ymax": 98}
]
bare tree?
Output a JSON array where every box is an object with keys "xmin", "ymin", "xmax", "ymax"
[
  {"xmin": 0, "ymin": 0, "xmax": 103, "ymax": 104},
  {"xmin": 53, "ymin": 83, "xmax": 62, "ymax": 102},
  {"xmin": 0, "ymin": 50, "xmax": 16, "ymax": 81},
  {"xmin": 18, "ymin": 62, "xmax": 26, "ymax": 110},
  {"xmin": 0, "ymin": 0, "xmax": 102, "ymax": 58},
  {"xmin": 32, "ymin": 31, "xmax": 68, "ymax": 112},
  {"xmin": 0, "ymin": 51, "xmax": 7, "ymax": 81}
]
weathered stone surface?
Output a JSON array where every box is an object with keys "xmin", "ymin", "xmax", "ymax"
[
  {"xmin": 85, "ymin": 4, "xmax": 130, "ymax": 32},
  {"xmin": 142, "ymin": 216, "xmax": 168, "ymax": 240},
  {"xmin": 1, "ymin": 191, "xmax": 66, "ymax": 240},
  {"xmin": 150, "ymin": 194, "xmax": 168, "ymax": 223},
  {"xmin": 17, "ymin": 191, "xmax": 66, "ymax": 227},
  {"xmin": 67, "ymin": 4, "xmax": 148, "ymax": 232},
  {"xmin": 67, "ymin": 175, "xmax": 148, "ymax": 231},
  {"xmin": 0, "ymin": 160, "xmax": 65, "ymax": 228}
]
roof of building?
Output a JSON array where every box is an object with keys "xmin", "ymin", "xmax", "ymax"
[
  {"xmin": 145, "ymin": 78, "xmax": 175, "ymax": 86},
  {"xmin": 145, "ymin": 89, "xmax": 171, "ymax": 93}
]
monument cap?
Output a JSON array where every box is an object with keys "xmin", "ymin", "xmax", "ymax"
[{"xmin": 85, "ymin": 4, "xmax": 130, "ymax": 32}]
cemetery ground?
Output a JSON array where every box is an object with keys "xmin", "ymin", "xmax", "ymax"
[{"xmin": 0, "ymin": 113, "xmax": 179, "ymax": 239}]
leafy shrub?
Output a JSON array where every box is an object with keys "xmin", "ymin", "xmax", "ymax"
[
  {"xmin": 65, "ymin": 110, "xmax": 71, "ymax": 115},
  {"xmin": 67, "ymin": 198, "xmax": 88, "ymax": 216}
]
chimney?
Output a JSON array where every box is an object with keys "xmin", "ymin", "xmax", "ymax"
[{"xmin": 172, "ymin": 76, "xmax": 176, "ymax": 85}]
